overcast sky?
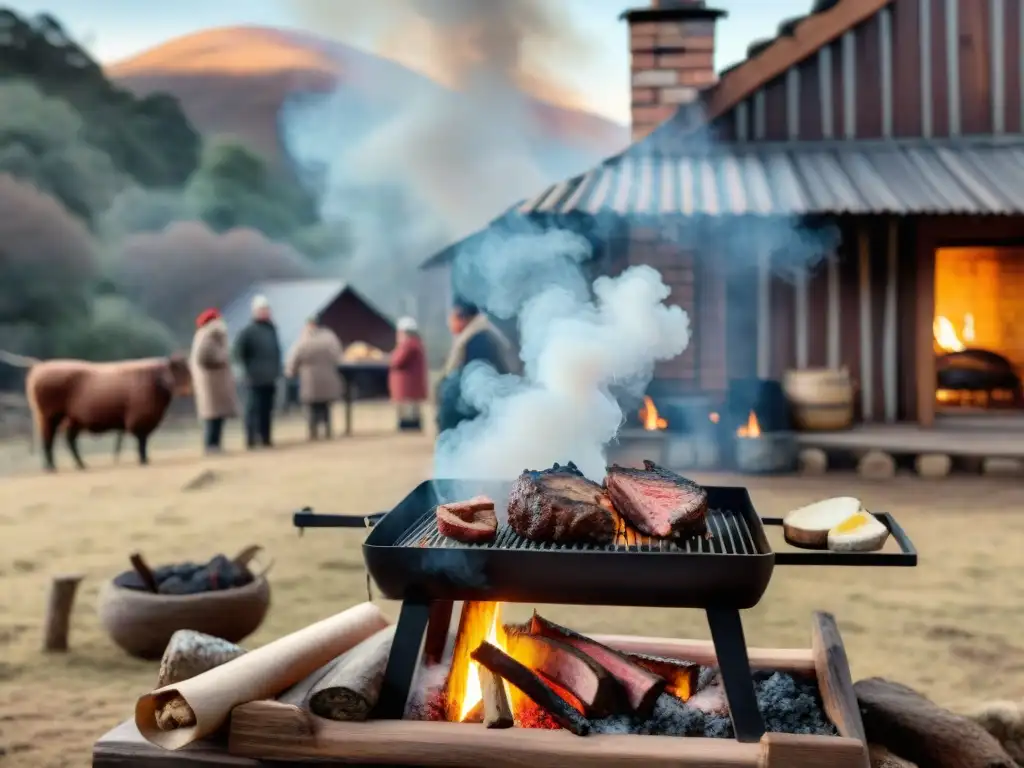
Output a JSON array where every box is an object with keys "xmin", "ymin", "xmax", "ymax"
[{"xmin": 10, "ymin": 0, "xmax": 809, "ymax": 123}]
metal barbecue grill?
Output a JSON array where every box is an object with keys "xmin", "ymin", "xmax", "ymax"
[{"xmin": 294, "ymin": 477, "xmax": 917, "ymax": 745}]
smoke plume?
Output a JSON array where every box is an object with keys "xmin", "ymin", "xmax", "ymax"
[
  {"xmin": 434, "ymin": 225, "xmax": 691, "ymax": 482},
  {"xmin": 280, "ymin": 0, "xmax": 610, "ymax": 313}
]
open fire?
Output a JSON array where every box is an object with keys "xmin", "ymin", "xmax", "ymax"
[
  {"xmin": 934, "ymin": 314, "xmax": 1021, "ymax": 409},
  {"xmin": 735, "ymin": 410, "xmax": 761, "ymax": 438},
  {"xmin": 638, "ymin": 396, "xmax": 667, "ymax": 431},
  {"xmin": 416, "ymin": 601, "xmax": 834, "ymax": 740}
]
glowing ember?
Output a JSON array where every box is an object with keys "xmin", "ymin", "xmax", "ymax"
[
  {"xmin": 639, "ymin": 396, "xmax": 667, "ymax": 431},
  {"xmin": 736, "ymin": 410, "xmax": 761, "ymax": 438},
  {"xmin": 708, "ymin": 411, "xmax": 720, "ymax": 424}
]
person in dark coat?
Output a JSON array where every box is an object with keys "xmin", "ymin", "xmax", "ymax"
[
  {"xmin": 435, "ymin": 299, "xmax": 516, "ymax": 435},
  {"xmin": 388, "ymin": 316, "xmax": 428, "ymax": 432},
  {"xmin": 232, "ymin": 294, "xmax": 282, "ymax": 448}
]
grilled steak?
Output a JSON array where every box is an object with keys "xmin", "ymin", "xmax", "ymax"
[
  {"xmin": 604, "ymin": 460, "xmax": 707, "ymax": 539},
  {"xmin": 507, "ymin": 462, "xmax": 617, "ymax": 545},
  {"xmin": 436, "ymin": 496, "xmax": 498, "ymax": 544}
]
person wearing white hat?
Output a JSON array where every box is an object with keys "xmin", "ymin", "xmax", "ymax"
[
  {"xmin": 388, "ymin": 316, "xmax": 428, "ymax": 431},
  {"xmin": 232, "ymin": 294, "xmax": 282, "ymax": 448}
]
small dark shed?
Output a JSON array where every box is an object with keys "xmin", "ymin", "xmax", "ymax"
[{"xmin": 223, "ymin": 279, "xmax": 395, "ymax": 354}]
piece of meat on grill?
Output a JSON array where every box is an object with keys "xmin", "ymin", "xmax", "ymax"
[
  {"xmin": 436, "ymin": 496, "xmax": 498, "ymax": 544},
  {"xmin": 604, "ymin": 460, "xmax": 708, "ymax": 540},
  {"xmin": 507, "ymin": 462, "xmax": 617, "ymax": 545}
]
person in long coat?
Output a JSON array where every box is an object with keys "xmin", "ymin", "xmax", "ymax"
[
  {"xmin": 285, "ymin": 317, "xmax": 345, "ymax": 440},
  {"xmin": 388, "ymin": 316, "xmax": 428, "ymax": 432},
  {"xmin": 436, "ymin": 299, "xmax": 516, "ymax": 436},
  {"xmin": 189, "ymin": 308, "xmax": 239, "ymax": 453},
  {"xmin": 232, "ymin": 294, "xmax": 282, "ymax": 449}
]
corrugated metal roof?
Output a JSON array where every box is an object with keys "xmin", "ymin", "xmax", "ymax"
[
  {"xmin": 516, "ymin": 138, "xmax": 1024, "ymax": 217},
  {"xmin": 222, "ymin": 279, "xmax": 352, "ymax": 354}
]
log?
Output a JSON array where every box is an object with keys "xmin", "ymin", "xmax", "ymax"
[
  {"xmin": 424, "ymin": 601, "xmax": 453, "ymax": 666},
  {"xmin": 156, "ymin": 630, "xmax": 247, "ymax": 688},
  {"xmin": 306, "ymin": 626, "xmax": 396, "ymax": 721},
  {"xmin": 854, "ymin": 678, "xmax": 1016, "ymax": 768},
  {"xmin": 129, "ymin": 552, "xmax": 159, "ymax": 593},
  {"xmin": 482, "ymin": 669, "xmax": 513, "ymax": 729},
  {"xmin": 43, "ymin": 573, "xmax": 84, "ymax": 652},
  {"xmin": 503, "ymin": 627, "xmax": 623, "ymax": 717},
  {"xmin": 526, "ymin": 613, "xmax": 665, "ymax": 717},
  {"xmin": 622, "ymin": 652, "xmax": 699, "ymax": 701},
  {"xmin": 471, "ymin": 641, "xmax": 590, "ymax": 736}
]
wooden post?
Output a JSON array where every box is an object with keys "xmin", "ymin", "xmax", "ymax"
[
  {"xmin": 43, "ymin": 573, "xmax": 84, "ymax": 652},
  {"xmin": 915, "ymin": 223, "xmax": 936, "ymax": 427}
]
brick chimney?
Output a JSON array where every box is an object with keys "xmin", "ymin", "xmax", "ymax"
[{"xmin": 623, "ymin": 0, "xmax": 726, "ymax": 141}]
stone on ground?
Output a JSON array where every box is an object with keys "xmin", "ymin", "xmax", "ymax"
[
  {"xmin": 858, "ymin": 450, "xmax": 896, "ymax": 479},
  {"xmin": 915, "ymin": 454, "xmax": 951, "ymax": 478},
  {"xmin": 983, "ymin": 458, "xmax": 1024, "ymax": 477},
  {"xmin": 798, "ymin": 447, "xmax": 828, "ymax": 475}
]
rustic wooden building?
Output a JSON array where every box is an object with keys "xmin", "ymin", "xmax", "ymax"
[{"xmin": 505, "ymin": 0, "xmax": 1024, "ymax": 429}]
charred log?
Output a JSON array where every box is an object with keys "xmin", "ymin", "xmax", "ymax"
[
  {"xmin": 503, "ymin": 626, "xmax": 624, "ymax": 717},
  {"xmin": 624, "ymin": 652, "xmax": 700, "ymax": 701},
  {"xmin": 471, "ymin": 641, "xmax": 591, "ymax": 736},
  {"xmin": 526, "ymin": 613, "xmax": 665, "ymax": 717}
]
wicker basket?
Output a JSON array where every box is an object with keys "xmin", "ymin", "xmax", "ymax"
[{"xmin": 96, "ymin": 575, "xmax": 270, "ymax": 660}]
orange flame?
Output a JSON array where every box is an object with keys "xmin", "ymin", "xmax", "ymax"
[
  {"xmin": 639, "ymin": 396, "xmax": 667, "ymax": 431},
  {"xmin": 736, "ymin": 410, "xmax": 761, "ymax": 438}
]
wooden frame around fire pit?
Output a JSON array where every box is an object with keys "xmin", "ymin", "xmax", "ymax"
[{"xmin": 227, "ymin": 613, "xmax": 869, "ymax": 768}]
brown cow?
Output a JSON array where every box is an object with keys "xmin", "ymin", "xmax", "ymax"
[{"xmin": 26, "ymin": 355, "xmax": 192, "ymax": 471}]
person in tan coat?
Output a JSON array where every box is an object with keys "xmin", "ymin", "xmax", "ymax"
[
  {"xmin": 285, "ymin": 317, "xmax": 345, "ymax": 440},
  {"xmin": 189, "ymin": 308, "xmax": 239, "ymax": 453}
]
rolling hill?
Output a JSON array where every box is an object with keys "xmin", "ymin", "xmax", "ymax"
[{"xmin": 105, "ymin": 26, "xmax": 630, "ymax": 166}]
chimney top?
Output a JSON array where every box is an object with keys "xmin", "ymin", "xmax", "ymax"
[{"xmin": 620, "ymin": 2, "xmax": 727, "ymax": 24}]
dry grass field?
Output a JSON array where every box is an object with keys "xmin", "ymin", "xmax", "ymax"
[{"xmin": 1, "ymin": 402, "xmax": 1023, "ymax": 767}]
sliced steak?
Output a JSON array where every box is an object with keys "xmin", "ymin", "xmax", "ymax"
[
  {"xmin": 436, "ymin": 496, "xmax": 498, "ymax": 544},
  {"xmin": 604, "ymin": 460, "xmax": 707, "ymax": 540},
  {"xmin": 507, "ymin": 462, "xmax": 616, "ymax": 545}
]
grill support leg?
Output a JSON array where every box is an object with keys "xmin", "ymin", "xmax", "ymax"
[
  {"xmin": 706, "ymin": 607, "xmax": 765, "ymax": 743},
  {"xmin": 371, "ymin": 598, "xmax": 431, "ymax": 720}
]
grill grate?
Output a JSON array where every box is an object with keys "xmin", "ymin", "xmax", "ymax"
[{"xmin": 396, "ymin": 507, "xmax": 759, "ymax": 555}]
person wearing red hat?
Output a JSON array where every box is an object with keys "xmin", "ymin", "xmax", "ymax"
[{"xmin": 189, "ymin": 308, "xmax": 238, "ymax": 453}]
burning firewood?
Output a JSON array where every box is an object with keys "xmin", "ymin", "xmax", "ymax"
[
  {"xmin": 445, "ymin": 601, "xmax": 500, "ymax": 722},
  {"xmin": 471, "ymin": 642, "xmax": 591, "ymax": 736},
  {"xmin": 503, "ymin": 627, "xmax": 624, "ymax": 717},
  {"xmin": 481, "ymin": 669, "xmax": 513, "ymax": 728},
  {"xmin": 525, "ymin": 613, "xmax": 665, "ymax": 717},
  {"xmin": 623, "ymin": 652, "xmax": 699, "ymax": 701}
]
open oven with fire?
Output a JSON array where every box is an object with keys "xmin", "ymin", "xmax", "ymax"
[
  {"xmin": 280, "ymin": 475, "xmax": 916, "ymax": 768},
  {"xmin": 934, "ymin": 247, "xmax": 1024, "ymax": 412}
]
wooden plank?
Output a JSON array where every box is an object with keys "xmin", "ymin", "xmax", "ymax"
[
  {"xmin": 810, "ymin": 613, "xmax": 868, "ymax": 746},
  {"xmin": 761, "ymin": 733, "xmax": 867, "ymax": 768},
  {"xmin": 229, "ymin": 700, "xmax": 765, "ymax": 766},
  {"xmin": 794, "ymin": 424, "xmax": 1024, "ymax": 456},
  {"xmin": 94, "ymin": 720, "xmax": 264, "ymax": 767}
]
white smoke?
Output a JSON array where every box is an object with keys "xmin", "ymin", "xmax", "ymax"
[{"xmin": 434, "ymin": 228, "xmax": 690, "ymax": 482}]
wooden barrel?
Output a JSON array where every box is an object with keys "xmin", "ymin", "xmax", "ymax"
[{"xmin": 783, "ymin": 368, "xmax": 854, "ymax": 431}]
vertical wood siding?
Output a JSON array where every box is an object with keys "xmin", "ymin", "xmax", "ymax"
[{"xmin": 717, "ymin": 0, "xmax": 1019, "ymax": 143}]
